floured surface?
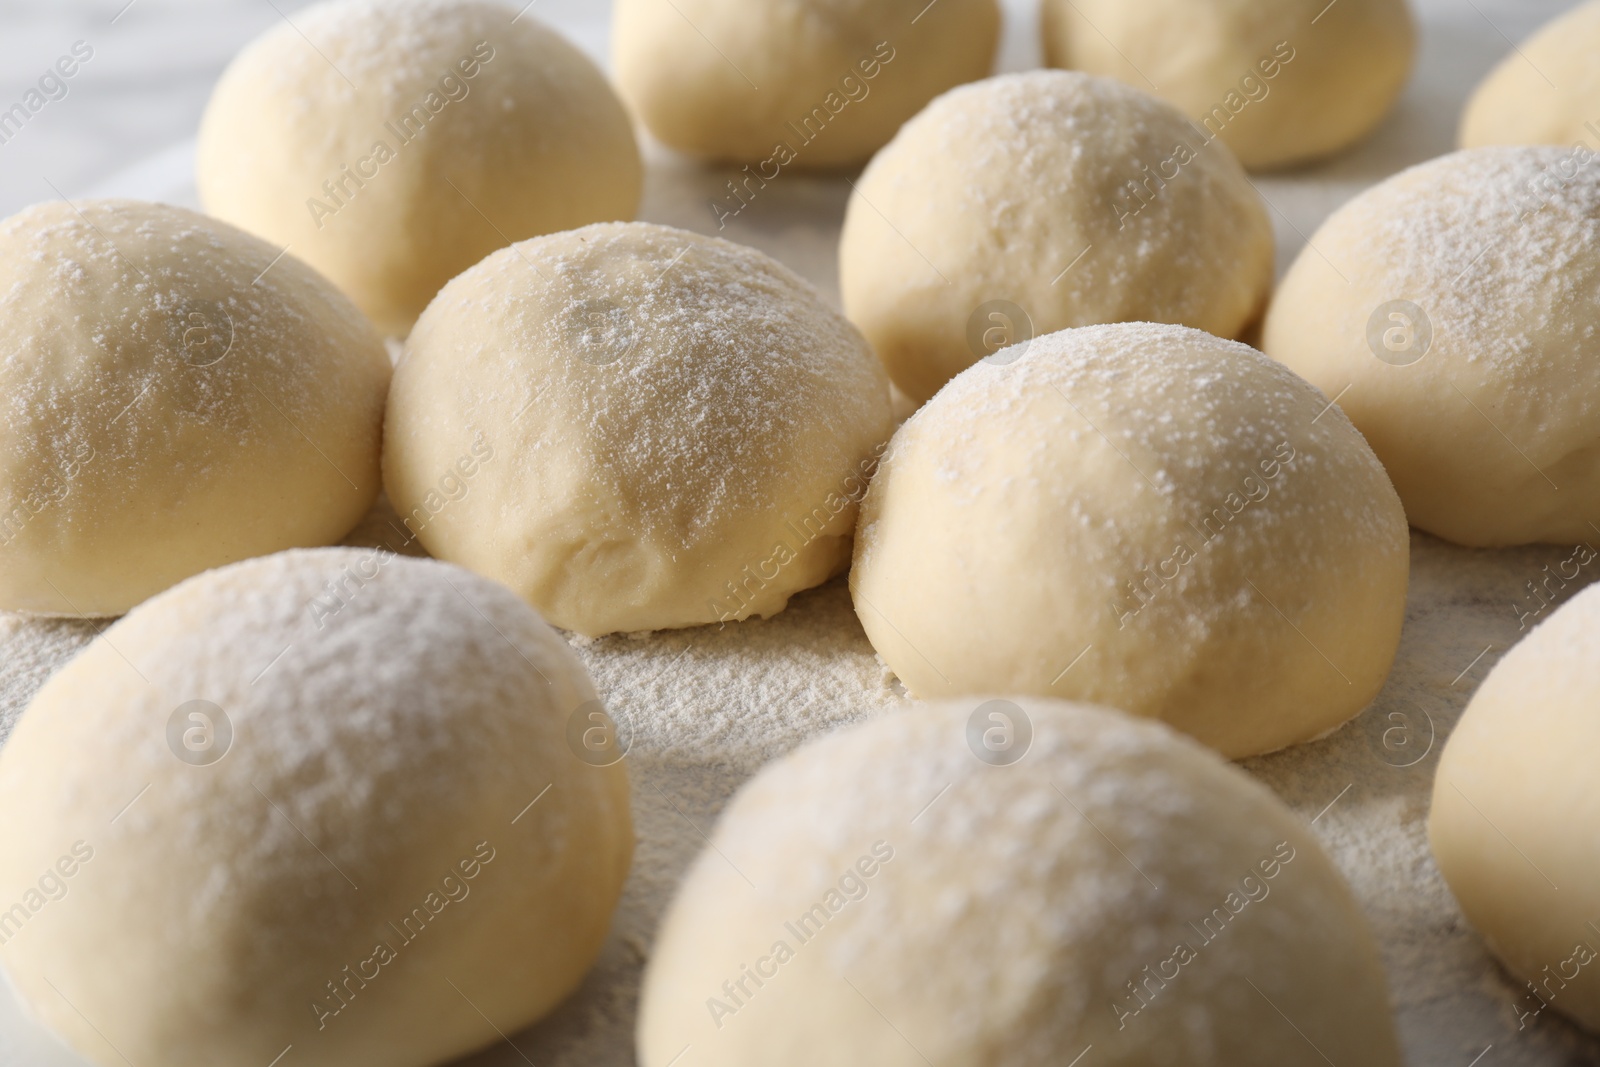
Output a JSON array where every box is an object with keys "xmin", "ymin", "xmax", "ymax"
[
  {"xmin": 4, "ymin": 526, "xmax": 1600, "ymax": 1065},
  {"xmin": 4, "ymin": 0, "xmax": 1600, "ymax": 1064}
]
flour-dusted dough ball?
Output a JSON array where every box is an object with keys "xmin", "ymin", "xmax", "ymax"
[
  {"xmin": 1430, "ymin": 584, "xmax": 1600, "ymax": 1033},
  {"xmin": 613, "ymin": 0, "xmax": 1000, "ymax": 170},
  {"xmin": 385, "ymin": 222, "xmax": 893, "ymax": 636},
  {"xmin": 0, "ymin": 549, "xmax": 632, "ymax": 1067},
  {"xmin": 1461, "ymin": 0, "xmax": 1600, "ymax": 149},
  {"xmin": 198, "ymin": 0, "xmax": 641, "ymax": 337},
  {"xmin": 0, "ymin": 200, "xmax": 389, "ymax": 618},
  {"xmin": 1264, "ymin": 147, "xmax": 1600, "ymax": 547},
  {"xmin": 851, "ymin": 324, "xmax": 1408, "ymax": 759},
  {"xmin": 1041, "ymin": 0, "xmax": 1416, "ymax": 170},
  {"xmin": 839, "ymin": 72, "xmax": 1273, "ymax": 404},
  {"xmin": 638, "ymin": 700, "xmax": 1403, "ymax": 1065}
]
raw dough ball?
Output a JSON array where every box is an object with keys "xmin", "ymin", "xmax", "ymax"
[
  {"xmin": 612, "ymin": 0, "xmax": 1000, "ymax": 170},
  {"xmin": 1041, "ymin": 0, "xmax": 1416, "ymax": 170},
  {"xmin": 851, "ymin": 323, "xmax": 1409, "ymax": 759},
  {"xmin": 1430, "ymin": 584, "xmax": 1600, "ymax": 1034},
  {"xmin": 385, "ymin": 222, "xmax": 893, "ymax": 636},
  {"xmin": 1263, "ymin": 146, "xmax": 1600, "ymax": 547},
  {"xmin": 1461, "ymin": 0, "xmax": 1600, "ymax": 149},
  {"xmin": 638, "ymin": 700, "xmax": 1403, "ymax": 1065},
  {"xmin": 839, "ymin": 72, "xmax": 1274, "ymax": 404},
  {"xmin": 198, "ymin": 0, "xmax": 641, "ymax": 337},
  {"xmin": 0, "ymin": 199, "xmax": 389, "ymax": 618},
  {"xmin": 0, "ymin": 549, "xmax": 632, "ymax": 1067}
]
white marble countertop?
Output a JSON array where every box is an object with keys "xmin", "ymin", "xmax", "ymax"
[{"xmin": 1, "ymin": 2, "xmax": 1597, "ymax": 1066}]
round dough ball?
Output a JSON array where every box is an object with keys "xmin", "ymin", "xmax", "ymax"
[
  {"xmin": 1430, "ymin": 584, "xmax": 1600, "ymax": 1033},
  {"xmin": 851, "ymin": 323, "xmax": 1409, "ymax": 759},
  {"xmin": 1263, "ymin": 146, "xmax": 1600, "ymax": 547},
  {"xmin": 1461, "ymin": 0, "xmax": 1600, "ymax": 149},
  {"xmin": 198, "ymin": 0, "xmax": 642, "ymax": 337},
  {"xmin": 839, "ymin": 72, "xmax": 1274, "ymax": 405},
  {"xmin": 0, "ymin": 548, "xmax": 632, "ymax": 1067},
  {"xmin": 1041, "ymin": 0, "xmax": 1415, "ymax": 170},
  {"xmin": 385, "ymin": 222, "xmax": 893, "ymax": 636},
  {"xmin": 612, "ymin": 0, "xmax": 1000, "ymax": 169},
  {"xmin": 0, "ymin": 199, "xmax": 389, "ymax": 618},
  {"xmin": 638, "ymin": 700, "xmax": 1403, "ymax": 1065}
]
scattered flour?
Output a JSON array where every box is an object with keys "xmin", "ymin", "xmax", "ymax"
[{"xmin": 3, "ymin": 513, "xmax": 1599, "ymax": 1064}]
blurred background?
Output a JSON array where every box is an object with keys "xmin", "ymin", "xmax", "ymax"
[
  {"xmin": 0, "ymin": 0, "xmax": 620, "ymax": 218},
  {"xmin": 0, "ymin": 0, "xmax": 1577, "ymax": 222}
]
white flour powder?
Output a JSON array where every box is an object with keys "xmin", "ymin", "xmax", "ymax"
[{"xmin": 2, "ymin": 511, "xmax": 1599, "ymax": 1064}]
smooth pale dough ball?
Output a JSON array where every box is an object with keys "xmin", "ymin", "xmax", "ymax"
[
  {"xmin": 839, "ymin": 72, "xmax": 1274, "ymax": 405},
  {"xmin": 1264, "ymin": 147, "xmax": 1600, "ymax": 547},
  {"xmin": 0, "ymin": 549, "xmax": 632, "ymax": 1067},
  {"xmin": 1430, "ymin": 584, "xmax": 1600, "ymax": 1033},
  {"xmin": 638, "ymin": 700, "xmax": 1403, "ymax": 1065},
  {"xmin": 385, "ymin": 222, "xmax": 893, "ymax": 636},
  {"xmin": 1461, "ymin": 0, "xmax": 1600, "ymax": 149},
  {"xmin": 198, "ymin": 0, "xmax": 641, "ymax": 337},
  {"xmin": 851, "ymin": 323, "xmax": 1409, "ymax": 759},
  {"xmin": 0, "ymin": 200, "xmax": 389, "ymax": 618},
  {"xmin": 1041, "ymin": 0, "xmax": 1416, "ymax": 170},
  {"xmin": 612, "ymin": 0, "xmax": 1000, "ymax": 169}
]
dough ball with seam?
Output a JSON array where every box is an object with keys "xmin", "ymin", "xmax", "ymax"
[{"xmin": 384, "ymin": 222, "xmax": 893, "ymax": 636}]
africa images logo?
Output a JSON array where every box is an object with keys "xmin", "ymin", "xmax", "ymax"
[{"xmin": 703, "ymin": 841, "xmax": 895, "ymax": 1029}]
